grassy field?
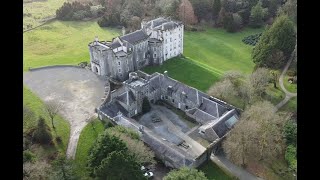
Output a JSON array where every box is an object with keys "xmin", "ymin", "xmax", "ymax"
[
  {"xmin": 74, "ymin": 119, "xmax": 105, "ymax": 177},
  {"xmin": 184, "ymin": 27, "xmax": 264, "ymax": 76},
  {"xmin": 23, "ymin": 20, "xmax": 120, "ymax": 71},
  {"xmin": 198, "ymin": 161, "xmax": 235, "ymax": 180},
  {"xmin": 143, "ymin": 57, "xmax": 220, "ymax": 92},
  {"xmin": 23, "ymin": 0, "xmax": 67, "ymax": 30},
  {"xmin": 23, "ymin": 86, "xmax": 70, "ymax": 153}
]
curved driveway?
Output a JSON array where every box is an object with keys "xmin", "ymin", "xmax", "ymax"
[{"xmin": 23, "ymin": 67, "xmax": 105, "ymax": 159}]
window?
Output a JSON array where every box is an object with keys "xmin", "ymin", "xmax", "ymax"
[
  {"xmin": 172, "ymin": 99, "xmax": 175, "ymax": 103},
  {"xmin": 118, "ymin": 68, "xmax": 121, "ymax": 73},
  {"xmin": 126, "ymin": 60, "xmax": 128, "ymax": 64},
  {"xmin": 185, "ymin": 106, "xmax": 188, "ymax": 109},
  {"xmin": 154, "ymin": 53, "xmax": 156, "ymax": 58},
  {"xmin": 118, "ymin": 62, "xmax": 120, "ymax": 66},
  {"xmin": 170, "ymin": 38, "xmax": 172, "ymax": 42}
]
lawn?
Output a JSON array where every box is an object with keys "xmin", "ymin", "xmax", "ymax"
[
  {"xmin": 23, "ymin": 86, "xmax": 70, "ymax": 153},
  {"xmin": 74, "ymin": 119, "xmax": 105, "ymax": 177},
  {"xmin": 143, "ymin": 57, "xmax": 220, "ymax": 92},
  {"xmin": 198, "ymin": 161, "xmax": 235, "ymax": 180},
  {"xmin": 23, "ymin": 20, "xmax": 120, "ymax": 71},
  {"xmin": 184, "ymin": 27, "xmax": 264, "ymax": 76},
  {"xmin": 283, "ymin": 75, "xmax": 297, "ymax": 93},
  {"xmin": 279, "ymin": 97, "xmax": 297, "ymax": 112},
  {"xmin": 23, "ymin": 0, "xmax": 66, "ymax": 30}
]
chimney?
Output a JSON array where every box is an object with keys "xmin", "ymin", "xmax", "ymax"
[
  {"xmin": 164, "ymin": 71, "xmax": 168, "ymax": 77},
  {"xmin": 162, "ymin": 24, "xmax": 164, "ymax": 30},
  {"xmin": 95, "ymin": 36, "xmax": 98, "ymax": 42},
  {"xmin": 151, "ymin": 20, "xmax": 154, "ymax": 28},
  {"xmin": 122, "ymin": 26, "xmax": 126, "ymax": 36}
]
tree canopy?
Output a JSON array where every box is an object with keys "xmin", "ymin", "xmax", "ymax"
[
  {"xmin": 252, "ymin": 15, "xmax": 296, "ymax": 69},
  {"xmin": 164, "ymin": 167, "xmax": 208, "ymax": 180}
]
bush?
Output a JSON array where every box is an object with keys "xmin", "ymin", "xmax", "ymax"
[
  {"xmin": 242, "ymin": 33, "xmax": 262, "ymax": 46},
  {"xmin": 90, "ymin": 5, "xmax": 105, "ymax": 18},
  {"xmin": 32, "ymin": 117, "xmax": 53, "ymax": 145},
  {"xmin": 56, "ymin": 2, "xmax": 91, "ymax": 21},
  {"xmin": 284, "ymin": 120, "xmax": 297, "ymax": 146},
  {"xmin": 285, "ymin": 145, "xmax": 297, "ymax": 172},
  {"xmin": 287, "ymin": 69, "xmax": 297, "ymax": 76},
  {"xmin": 23, "ymin": 150, "xmax": 36, "ymax": 163},
  {"xmin": 56, "ymin": 136, "xmax": 62, "ymax": 144}
]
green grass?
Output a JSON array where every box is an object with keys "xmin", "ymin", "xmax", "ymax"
[
  {"xmin": 23, "ymin": 86, "xmax": 70, "ymax": 153},
  {"xmin": 184, "ymin": 27, "xmax": 264, "ymax": 75},
  {"xmin": 23, "ymin": 0, "xmax": 66, "ymax": 30},
  {"xmin": 23, "ymin": 20, "xmax": 120, "ymax": 71},
  {"xmin": 198, "ymin": 161, "xmax": 235, "ymax": 180},
  {"xmin": 143, "ymin": 57, "xmax": 220, "ymax": 92},
  {"xmin": 283, "ymin": 75, "xmax": 297, "ymax": 93},
  {"xmin": 74, "ymin": 119, "xmax": 105, "ymax": 177},
  {"xmin": 279, "ymin": 97, "xmax": 297, "ymax": 112},
  {"xmin": 264, "ymin": 83, "xmax": 286, "ymax": 105}
]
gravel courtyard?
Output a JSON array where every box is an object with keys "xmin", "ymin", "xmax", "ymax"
[{"xmin": 23, "ymin": 66, "xmax": 105, "ymax": 158}]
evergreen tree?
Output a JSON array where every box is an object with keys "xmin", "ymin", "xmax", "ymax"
[
  {"xmin": 249, "ymin": 1, "xmax": 264, "ymax": 28},
  {"xmin": 252, "ymin": 15, "xmax": 296, "ymax": 69},
  {"xmin": 212, "ymin": 0, "xmax": 221, "ymax": 19}
]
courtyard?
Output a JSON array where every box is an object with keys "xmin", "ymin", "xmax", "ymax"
[{"xmin": 23, "ymin": 66, "xmax": 105, "ymax": 158}]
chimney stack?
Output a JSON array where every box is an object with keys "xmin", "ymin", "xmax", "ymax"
[{"xmin": 122, "ymin": 26, "xmax": 126, "ymax": 36}]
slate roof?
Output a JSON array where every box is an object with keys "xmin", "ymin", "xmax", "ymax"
[
  {"xmin": 212, "ymin": 109, "xmax": 238, "ymax": 138},
  {"xmin": 120, "ymin": 30, "xmax": 149, "ymax": 44},
  {"xmin": 199, "ymin": 97, "xmax": 228, "ymax": 118},
  {"xmin": 192, "ymin": 109, "xmax": 217, "ymax": 124},
  {"xmin": 145, "ymin": 17, "xmax": 169, "ymax": 28},
  {"xmin": 109, "ymin": 41, "xmax": 121, "ymax": 49},
  {"xmin": 116, "ymin": 91, "xmax": 136, "ymax": 105},
  {"xmin": 154, "ymin": 21, "xmax": 180, "ymax": 31},
  {"xmin": 100, "ymin": 101, "xmax": 128, "ymax": 118}
]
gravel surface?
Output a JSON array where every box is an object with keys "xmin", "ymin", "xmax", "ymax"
[{"xmin": 23, "ymin": 67, "xmax": 105, "ymax": 159}]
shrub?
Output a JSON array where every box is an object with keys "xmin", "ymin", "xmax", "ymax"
[
  {"xmin": 56, "ymin": 136, "xmax": 62, "ymax": 144},
  {"xmin": 287, "ymin": 69, "xmax": 297, "ymax": 76},
  {"xmin": 90, "ymin": 5, "xmax": 105, "ymax": 18},
  {"xmin": 23, "ymin": 150, "xmax": 36, "ymax": 163},
  {"xmin": 285, "ymin": 145, "xmax": 297, "ymax": 172},
  {"xmin": 242, "ymin": 33, "xmax": 262, "ymax": 46}
]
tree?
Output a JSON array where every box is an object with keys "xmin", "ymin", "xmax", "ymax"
[
  {"xmin": 106, "ymin": 126, "xmax": 156, "ymax": 166},
  {"xmin": 208, "ymin": 79, "xmax": 237, "ymax": 101},
  {"xmin": 51, "ymin": 155, "xmax": 79, "ymax": 180},
  {"xmin": 190, "ymin": 0, "xmax": 212, "ymax": 21},
  {"xmin": 285, "ymin": 144, "xmax": 297, "ymax": 172},
  {"xmin": 23, "ymin": 105, "xmax": 36, "ymax": 132},
  {"xmin": 43, "ymin": 100, "xmax": 62, "ymax": 129},
  {"xmin": 142, "ymin": 97, "xmax": 151, "ymax": 113},
  {"xmin": 270, "ymin": 70, "xmax": 279, "ymax": 88},
  {"xmin": 278, "ymin": 0, "xmax": 296, "ymax": 23},
  {"xmin": 252, "ymin": 15, "xmax": 296, "ymax": 69},
  {"xmin": 284, "ymin": 119, "xmax": 297, "ymax": 146},
  {"xmin": 94, "ymin": 150, "xmax": 146, "ymax": 180},
  {"xmin": 268, "ymin": 0, "xmax": 279, "ymax": 18},
  {"xmin": 23, "ymin": 160, "xmax": 52, "ymax": 179},
  {"xmin": 164, "ymin": 167, "xmax": 208, "ymax": 180},
  {"xmin": 249, "ymin": 1, "xmax": 264, "ymax": 28},
  {"xmin": 223, "ymin": 13, "xmax": 236, "ymax": 32},
  {"xmin": 249, "ymin": 68, "xmax": 270, "ymax": 96},
  {"xmin": 87, "ymin": 131, "xmax": 127, "ymax": 175},
  {"xmin": 32, "ymin": 117, "xmax": 53, "ymax": 145},
  {"xmin": 212, "ymin": 0, "xmax": 221, "ymax": 20},
  {"xmin": 178, "ymin": 0, "xmax": 198, "ymax": 25},
  {"xmin": 164, "ymin": 0, "xmax": 180, "ymax": 19},
  {"xmin": 216, "ymin": 7, "xmax": 226, "ymax": 26},
  {"xmin": 223, "ymin": 101, "xmax": 285, "ymax": 166}
]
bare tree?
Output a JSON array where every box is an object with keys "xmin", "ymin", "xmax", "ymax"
[
  {"xmin": 207, "ymin": 79, "xmax": 237, "ymax": 101},
  {"xmin": 43, "ymin": 101, "xmax": 62, "ymax": 129},
  {"xmin": 223, "ymin": 101, "xmax": 285, "ymax": 166},
  {"xmin": 23, "ymin": 160, "xmax": 51, "ymax": 180},
  {"xmin": 250, "ymin": 68, "xmax": 270, "ymax": 96},
  {"xmin": 178, "ymin": 0, "xmax": 198, "ymax": 25}
]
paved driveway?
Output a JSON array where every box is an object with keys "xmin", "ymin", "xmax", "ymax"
[{"xmin": 23, "ymin": 67, "xmax": 105, "ymax": 158}]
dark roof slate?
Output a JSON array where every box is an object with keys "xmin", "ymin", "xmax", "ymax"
[
  {"xmin": 100, "ymin": 101, "xmax": 128, "ymax": 118},
  {"xmin": 120, "ymin": 30, "xmax": 149, "ymax": 44}
]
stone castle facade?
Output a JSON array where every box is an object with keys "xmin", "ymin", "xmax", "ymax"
[{"xmin": 89, "ymin": 17, "xmax": 184, "ymax": 81}]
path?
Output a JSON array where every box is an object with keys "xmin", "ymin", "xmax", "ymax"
[
  {"xmin": 211, "ymin": 154, "xmax": 263, "ymax": 180},
  {"xmin": 275, "ymin": 57, "xmax": 297, "ymax": 111},
  {"xmin": 23, "ymin": 67, "xmax": 106, "ymax": 159}
]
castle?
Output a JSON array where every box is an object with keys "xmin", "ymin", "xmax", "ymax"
[
  {"xmin": 90, "ymin": 17, "xmax": 240, "ymax": 169},
  {"xmin": 89, "ymin": 17, "xmax": 184, "ymax": 81}
]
